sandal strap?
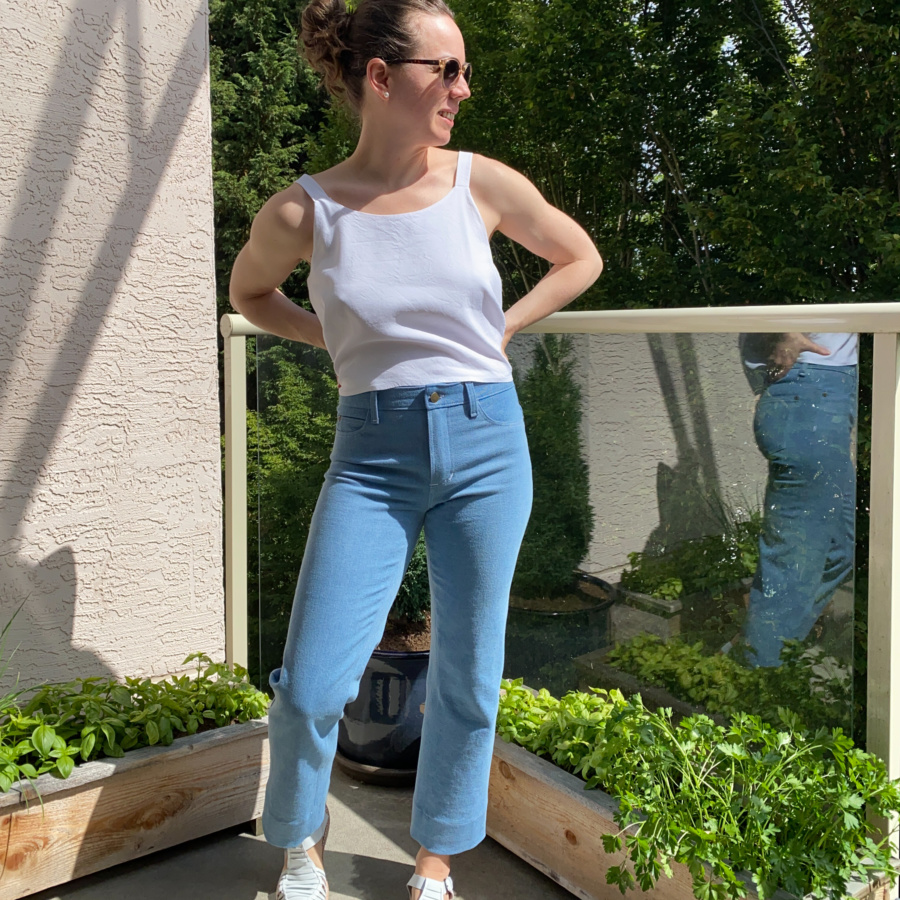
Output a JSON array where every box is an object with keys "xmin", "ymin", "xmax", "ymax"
[
  {"xmin": 300, "ymin": 806, "xmax": 330, "ymax": 852},
  {"xmin": 275, "ymin": 866, "xmax": 327, "ymax": 900},
  {"xmin": 406, "ymin": 872, "xmax": 454, "ymax": 899}
]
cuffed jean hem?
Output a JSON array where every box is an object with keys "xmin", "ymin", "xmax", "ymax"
[
  {"xmin": 410, "ymin": 806, "xmax": 486, "ymax": 856},
  {"xmin": 260, "ymin": 807, "xmax": 326, "ymax": 849}
]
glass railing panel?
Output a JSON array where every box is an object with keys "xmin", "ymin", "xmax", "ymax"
[
  {"xmin": 250, "ymin": 334, "xmax": 338, "ymax": 689},
  {"xmin": 248, "ymin": 327, "xmax": 857, "ymax": 735},
  {"xmin": 503, "ymin": 331, "xmax": 857, "ymax": 736}
]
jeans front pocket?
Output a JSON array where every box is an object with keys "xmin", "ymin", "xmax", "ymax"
[
  {"xmin": 335, "ymin": 407, "xmax": 369, "ymax": 434},
  {"xmin": 475, "ymin": 383, "xmax": 523, "ymax": 426}
]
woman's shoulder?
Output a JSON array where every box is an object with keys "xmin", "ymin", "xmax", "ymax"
[
  {"xmin": 262, "ymin": 181, "xmax": 314, "ymax": 224},
  {"xmin": 469, "ymin": 153, "xmax": 534, "ymax": 207},
  {"xmin": 297, "ymin": 159, "xmax": 353, "ymax": 198},
  {"xmin": 250, "ymin": 180, "xmax": 316, "ymax": 255}
]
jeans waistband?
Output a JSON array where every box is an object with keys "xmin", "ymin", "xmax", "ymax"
[
  {"xmin": 790, "ymin": 362, "xmax": 858, "ymax": 374},
  {"xmin": 338, "ymin": 381, "xmax": 515, "ymax": 424}
]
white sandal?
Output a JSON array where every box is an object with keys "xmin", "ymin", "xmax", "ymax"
[
  {"xmin": 406, "ymin": 872, "xmax": 454, "ymax": 900},
  {"xmin": 274, "ymin": 806, "xmax": 330, "ymax": 900}
]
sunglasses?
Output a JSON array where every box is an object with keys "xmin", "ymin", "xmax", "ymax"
[{"xmin": 385, "ymin": 57, "xmax": 473, "ymax": 89}]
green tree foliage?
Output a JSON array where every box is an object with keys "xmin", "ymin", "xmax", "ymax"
[
  {"xmin": 209, "ymin": 0, "xmax": 325, "ymax": 316},
  {"xmin": 452, "ymin": 0, "xmax": 899, "ymax": 309},
  {"xmin": 711, "ymin": 0, "xmax": 900, "ymax": 303},
  {"xmin": 512, "ymin": 336, "xmax": 594, "ymax": 599},
  {"xmin": 211, "ymin": 0, "xmax": 899, "ymax": 313},
  {"xmin": 247, "ymin": 341, "xmax": 338, "ymax": 681}
]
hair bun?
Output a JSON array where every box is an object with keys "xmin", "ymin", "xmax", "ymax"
[
  {"xmin": 300, "ymin": 0, "xmax": 354, "ymax": 100},
  {"xmin": 300, "ymin": 0, "xmax": 456, "ymax": 111}
]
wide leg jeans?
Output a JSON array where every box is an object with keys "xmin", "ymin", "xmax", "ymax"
[
  {"xmin": 261, "ymin": 381, "xmax": 533, "ymax": 854},
  {"xmin": 743, "ymin": 363, "xmax": 857, "ymax": 667}
]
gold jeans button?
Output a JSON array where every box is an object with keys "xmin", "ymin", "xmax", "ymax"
[{"xmin": 429, "ymin": 391, "xmax": 440, "ymax": 403}]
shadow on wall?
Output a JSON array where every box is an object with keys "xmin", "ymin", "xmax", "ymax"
[
  {"xmin": 0, "ymin": 0, "xmax": 210, "ymax": 691},
  {"xmin": 643, "ymin": 333, "xmax": 725, "ymax": 554}
]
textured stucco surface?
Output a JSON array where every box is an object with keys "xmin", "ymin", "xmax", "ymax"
[
  {"xmin": 0, "ymin": 0, "xmax": 223, "ymax": 687},
  {"xmin": 508, "ymin": 332, "xmax": 768, "ymax": 583}
]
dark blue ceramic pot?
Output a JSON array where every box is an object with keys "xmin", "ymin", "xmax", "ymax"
[{"xmin": 337, "ymin": 648, "xmax": 429, "ymax": 781}]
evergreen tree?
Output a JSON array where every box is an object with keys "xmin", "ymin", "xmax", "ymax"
[
  {"xmin": 512, "ymin": 336, "xmax": 594, "ymax": 600},
  {"xmin": 209, "ymin": 0, "xmax": 326, "ymax": 318}
]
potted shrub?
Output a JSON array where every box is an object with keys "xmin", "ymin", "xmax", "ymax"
[{"xmin": 505, "ymin": 335, "xmax": 615, "ymax": 696}]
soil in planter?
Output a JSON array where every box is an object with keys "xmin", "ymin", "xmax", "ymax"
[
  {"xmin": 377, "ymin": 613, "xmax": 431, "ymax": 652},
  {"xmin": 510, "ymin": 585, "xmax": 609, "ymax": 613}
]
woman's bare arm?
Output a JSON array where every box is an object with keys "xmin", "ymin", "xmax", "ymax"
[
  {"xmin": 229, "ymin": 184, "xmax": 326, "ymax": 349},
  {"xmin": 470, "ymin": 155, "xmax": 603, "ymax": 351}
]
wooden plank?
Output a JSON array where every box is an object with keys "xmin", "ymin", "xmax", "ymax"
[
  {"xmin": 487, "ymin": 737, "xmax": 698, "ymax": 900},
  {"xmin": 0, "ymin": 721, "xmax": 269, "ymax": 900},
  {"xmin": 0, "ymin": 812, "xmax": 11, "ymax": 884},
  {"xmin": 1, "ymin": 717, "xmax": 270, "ymax": 807}
]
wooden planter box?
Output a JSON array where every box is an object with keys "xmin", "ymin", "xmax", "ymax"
[
  {"xmin": 487, "ymin": 736, "xmax": 892, "ymax": 900},
  {"xmin": 0, "ymin": 717, "xmax": 269, "ymax": 900},
  {"xmin": 610, "ymin": 586, "xmax": 682, "ymax": 646}
]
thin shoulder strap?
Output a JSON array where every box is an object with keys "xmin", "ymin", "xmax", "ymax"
[
  {"xmin": 455, "ymin": 151, "xmax": 473, "ymax": 188},
  {"xmin": 297, "ymin": 173, "xmax": 330, "ymax": 202}
]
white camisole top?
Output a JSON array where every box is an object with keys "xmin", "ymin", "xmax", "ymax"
[{"xmin": 298, "ymin": 151, "xmax": 513, "ymax": 396}]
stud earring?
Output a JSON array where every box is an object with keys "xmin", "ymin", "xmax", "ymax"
[{"xmin": 383, "ymin": 91, "xmax": 389, "ymax": 98}]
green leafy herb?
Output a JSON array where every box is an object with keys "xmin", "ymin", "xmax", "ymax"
[
  {"xmin": 621, "ymin": 512, "xmax": 762, "ymax": 601},
  {"xmin": 606, "ymin": 634, "xmax": 851, "ymax": 732},
  {"xmin": 0, "ymin": 653, "xmax": 269, "ymax": 792},
  {"xmin": 498, "ymin": 679, "xmax": 900, "ymax": 900}
]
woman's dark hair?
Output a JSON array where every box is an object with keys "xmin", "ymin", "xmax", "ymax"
[{"xmin": 300, "ymin": 0, "xmax": 455, "ymax": 110}]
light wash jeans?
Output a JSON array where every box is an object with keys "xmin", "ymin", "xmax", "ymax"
[
  {"xmin": 743, "ymin": 363, "xmax": 857, "ymax": 667},
  {"xmin": 262, "ymin": 381, "xmax": 533, "ymax": 854}
]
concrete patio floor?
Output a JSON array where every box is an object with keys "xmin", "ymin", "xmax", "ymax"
[{"xmin": 31, "ymin": 762, "xmax": 573, "ymax": 900}]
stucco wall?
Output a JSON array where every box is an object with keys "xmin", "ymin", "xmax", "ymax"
[
  {"xmin": 0, "ymin": 0, "xmax": 223, "ymax": 687},
  {"xmin": 508, "ymin": 333, "xmax": 768, "ymax": 583}
]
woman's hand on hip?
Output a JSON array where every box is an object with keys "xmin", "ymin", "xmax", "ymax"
[{"xmin": 766, "ymin": 333, "xmax": 830, "ymax": 380}]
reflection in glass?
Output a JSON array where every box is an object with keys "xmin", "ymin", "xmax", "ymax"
[
  {"xmin": 739, "ymin": 333, "xmax": 858, "ymax": 670},
  {"xmin": 502, "ymin": 331, "xmax": 856, "ymax": 735}
]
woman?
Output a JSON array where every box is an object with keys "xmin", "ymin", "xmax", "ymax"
[
  {"xmin": 229, "ymin": 1, "xmax": 603, "ymax": 897},
  {"xmin": 738, "ymin": 332, "xmax": 857, "ymax": 668}
]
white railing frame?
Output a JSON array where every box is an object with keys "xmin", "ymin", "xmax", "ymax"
[
  {"xmin": 221, "ymin": 304, "xmax": 900, "ymax": 846},
  {"xmin": 222, "ymin": 321, "xmax": 247, "ymax": 673}
]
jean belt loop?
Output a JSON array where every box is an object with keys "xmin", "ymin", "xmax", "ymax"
[
  {"xmin": 464, "ymin": 381, "xmax": 478, "ymax": 419},
  {"xmin": 370, "ymin": 390, "xmax": 380, "ymax": 425}
]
